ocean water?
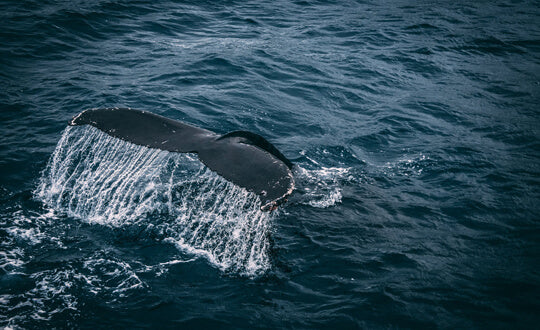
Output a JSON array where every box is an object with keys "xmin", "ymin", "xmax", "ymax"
[{"xmin": 1, "ymin": 0, "xmax": 539, "ymax": 328}]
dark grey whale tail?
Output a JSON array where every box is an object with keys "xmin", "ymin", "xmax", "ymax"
[{"xmin": 69, "ymin": 108, "xmax": 294, "ymax": 211}]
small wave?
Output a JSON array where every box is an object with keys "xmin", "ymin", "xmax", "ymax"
[
  {"xmin": 138, "ymin": 257, "xmax": 197, "ymax": 277},
  {"xmin": 293, "ymin": 165, "xmax": 353, "ymax": 209},
  {"xmin": 3, "ymin": 209, "xmax": 59, "ymax": 246},
  {"xmin": 290, "ymin": 147, "xmax": 364, "ymax": 209},
  {"xmin": 0, "ymin": 268, "xmax": 79, "ymax": 328},
  {"xmin": 0, "ymin": 246, "xmax": 25, "ymax": 275},
  {"xmin": 381, "ymin": 154, "xmax": 433, "ymax": 177},
  {"xmin": 82, "ymin": 254, "xmax": 146, "ymax": 296},
  {"xmin": 0, "ymin": 251, "xmax": 150, "ymax": 328}
]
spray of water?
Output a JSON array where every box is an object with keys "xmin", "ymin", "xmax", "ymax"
[{"xmin": 35, "ymin": 126, "xmax": 273, "ymax": 276}]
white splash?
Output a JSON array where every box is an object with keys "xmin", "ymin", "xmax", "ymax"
[
  {"xmin": 35, "ymin": 126, "xmax": 273, "ymax": 276},
  {"xmin": 293, "ymin": 166, "xmax": 353, "ymax": 208}
]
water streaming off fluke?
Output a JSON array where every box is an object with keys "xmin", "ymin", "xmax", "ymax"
[{"xmin": 35, "ymin": 126, "xmax": 273, "ymax": 276}]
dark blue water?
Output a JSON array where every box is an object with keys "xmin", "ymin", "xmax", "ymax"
[{"xmin": 1, "ymin": 0, "xmax": 539, "ymax": 328}]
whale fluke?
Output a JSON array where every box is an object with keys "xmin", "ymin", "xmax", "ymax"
[{"xmin": 69, "ymin": 108, "xmax": 294, "ymax": 210}]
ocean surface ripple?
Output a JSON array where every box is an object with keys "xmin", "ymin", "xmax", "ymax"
[{"xmin": 1, "ymin": 0, "xmax": 539, "ymax": 328}]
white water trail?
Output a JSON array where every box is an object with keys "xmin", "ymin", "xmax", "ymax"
[{"xmin": 35, "ymin": 126, "xmax": 273, "ymax": 276}]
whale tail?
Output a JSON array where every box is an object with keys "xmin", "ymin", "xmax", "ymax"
[{"xmin": 69, "ymin": 108, "xmax": 294, "ymax": 210}]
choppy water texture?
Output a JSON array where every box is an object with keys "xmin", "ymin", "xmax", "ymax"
[{"xmin": 1, "ymin": 0, "xmax": 539, "ymax": 328}]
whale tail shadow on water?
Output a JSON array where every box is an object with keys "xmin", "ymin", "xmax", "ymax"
[{"xmin": 69, "ymin": 108, "xmax": 295, "ymax": 211}]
